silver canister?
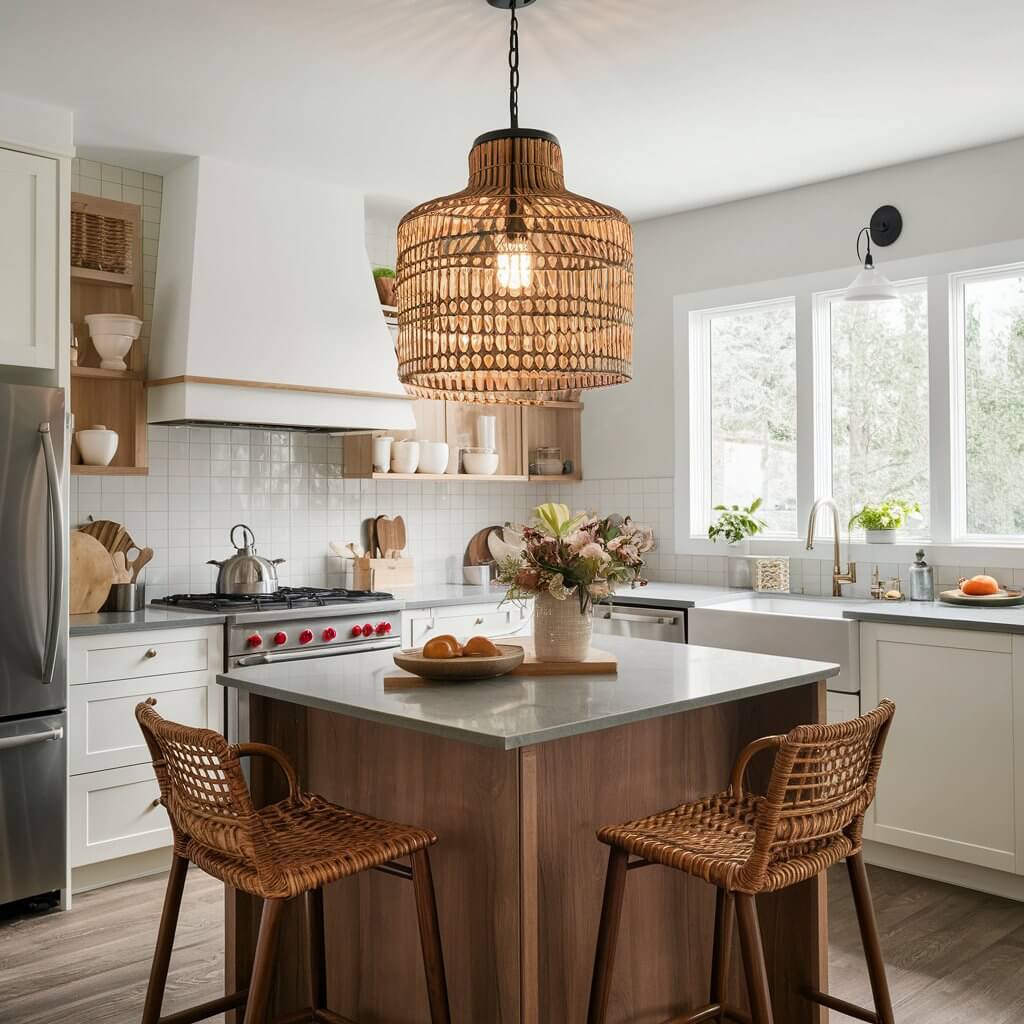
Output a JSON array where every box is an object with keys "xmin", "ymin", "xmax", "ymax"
[
  {"xmin": 103, "ymin": 582, "xmax": 146, "ymax": 612},
  {"xmin": 908, "ymin": 549, "xmax": 933, "ymax": 602}
]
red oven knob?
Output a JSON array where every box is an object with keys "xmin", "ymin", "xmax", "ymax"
[
  {"xmin": 272, "ymin": 631, "xmax": 288, "ymax": 646},
  {"xmin": 361, "ymin": 623, "xmax": 374, "ymax": 637},
  {"xmin": 246, "ymin": 633, "xmax": 263, "ymax": 648},
  {"xmin": 322, "ymin": 627, "xmax": 337, "ymax": 642},
  {"xmin": 299, "ymin": 629, "xmax": 314, "ymax": 645},
  {"xmin": 350, "ymin": 625, "xmax": 363, "ymax": 637},
  {"xmin": 375, "ymin": 621, "xmax": 392, "ymax": 635}
]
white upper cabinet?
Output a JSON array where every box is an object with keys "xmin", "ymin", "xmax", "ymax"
[{"xmin": 0, "ymin": 147, "xmax": 57, "ymax": 369}]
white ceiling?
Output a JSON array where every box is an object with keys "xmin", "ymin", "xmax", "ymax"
[{"xmin": 2, "ymin": 0, "xmax": 1023, "ymax": 220}]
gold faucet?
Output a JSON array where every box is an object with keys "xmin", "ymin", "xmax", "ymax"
[{"xmin": 806, "ymin": 497, "xmax": 856, "ymax": 597}]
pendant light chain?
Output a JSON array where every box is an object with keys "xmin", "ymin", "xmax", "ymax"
[{"xmin": 508, "ymin": 0, "xmax": 519, "ymax": 130}]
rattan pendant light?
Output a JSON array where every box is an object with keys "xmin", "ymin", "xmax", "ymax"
[{"xmin": 395, "ymin": 0, "xmax": 634, "ymax": 404}]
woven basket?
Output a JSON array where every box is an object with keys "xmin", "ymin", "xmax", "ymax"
[{"xmin": 71, "ymin": 208, "xmax": 135, "ymax": 275}]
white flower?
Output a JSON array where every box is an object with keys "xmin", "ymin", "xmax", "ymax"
[{"xmin": 578, "ymin": 542, "xmax": 610, "ymax": 563}]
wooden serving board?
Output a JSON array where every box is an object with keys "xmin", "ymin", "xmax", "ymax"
[
  {"xmin": 70, "ymin": 531, "xmax": 116, "ymax": 614},
  {"xmin": 939, "ymin": 588, "xmax": 1024, "ymax": 608},
  {"xmin": 384, "ymin": 639, "xmax": 618, "ymax": 687}
]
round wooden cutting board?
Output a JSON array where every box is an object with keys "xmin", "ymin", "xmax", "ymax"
[
  {"xmin": 70, "ymin": 531, "xmax": 116, "ymax": 614},
  {"xmin": 938, "ymin": 588, "xmax": 1024, "ymax": 608}
]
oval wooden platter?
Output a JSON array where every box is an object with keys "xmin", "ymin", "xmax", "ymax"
[
  {"xmin": 392, "ymin": 644, "xmax": 525, "ymax": 682},
  {"xmin": 938, "ymin": 588, "xmax": 1024, "ymax": 608}
]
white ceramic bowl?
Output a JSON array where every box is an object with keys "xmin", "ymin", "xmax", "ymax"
[
  {"xmin": 76, "ymin": 425, "xmax": 119, "ymax": 466},
  {"xmin": 418, "ymin": 441, "xmax": 449, "ymax": 475},
  {"xmin": 85, "ymin": 314, "xmax": 143, "ymax": 371},
  {"xmin": 462, "ymin": 449, "xmax": 499, "ymax": 475},
  {"xmin": 391, "ymin": 440, "xmax": 420, "ymax": 474}
]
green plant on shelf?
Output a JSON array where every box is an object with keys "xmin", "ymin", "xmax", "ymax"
[{"xmin": 707, "ymin": 498, "xmax": 768, "ymax": 545}]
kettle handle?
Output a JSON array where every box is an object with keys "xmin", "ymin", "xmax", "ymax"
[{"xmin": 230, "ymin": 523, "xmax": 256, "ymax": 551}]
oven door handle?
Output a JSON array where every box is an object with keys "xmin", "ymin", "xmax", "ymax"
[
  {"xmin": 0, "ymin": 726, "xmax": 64, "ymax": 752},
  {"xmin": 235, "ymin": 638, "xmax": 401, "ymax": 667},
  {"xmin": 596, "ymin": 609, "xmax": 680, "ymax": 626}
]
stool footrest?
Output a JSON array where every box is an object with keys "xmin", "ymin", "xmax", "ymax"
[
  {"xmin": 805, "ymin": 988, "xmax": 879, "ymax": 1023},
  {"xmin": 663, "ymin": 1002, "xmax": 752, "ymax": 1024},
  {"xmin": 158, "ymin": 989, "xmax": 248, "ymax": 1024},
  {"xmin": 273, "ymin": 1010, "xmax": 358, "ymax": 1024}
]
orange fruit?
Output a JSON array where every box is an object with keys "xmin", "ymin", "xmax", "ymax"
[
  {"xmin": 462, "ymin": 635, "xmax": 500, "ymax": 657},
  {"xmin": 423, "ymin": 635, "xmax": 461, "ymax": 659},
  {"xmin": 960, "ymin": 575, "xmax": 999, "ymax": 596}
]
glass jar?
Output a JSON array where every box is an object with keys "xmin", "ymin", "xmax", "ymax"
[{"xmin": 531, "ymin": 446, "xmax": 563, "ymax": 476}]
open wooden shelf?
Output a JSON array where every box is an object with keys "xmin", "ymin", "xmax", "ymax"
[
  {"xmin": 372, "ymin": 472, "xmax": 529, "ymax": 483},
  {"xmin": 528, "ymin": 474, "xmax": 580, "ymax": 483},
  {"xmin": 70, "ymin": 192, "xmax": 149, "ymax": 477}
]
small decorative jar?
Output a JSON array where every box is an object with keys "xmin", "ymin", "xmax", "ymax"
[{"xmin": 533, "ymin": 591, "xmax": 592, "ymax": 662}]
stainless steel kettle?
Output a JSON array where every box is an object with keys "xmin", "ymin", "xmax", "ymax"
[{"xmin": 207, "ymin": 523, "xmax": 285, "ymax": 595}]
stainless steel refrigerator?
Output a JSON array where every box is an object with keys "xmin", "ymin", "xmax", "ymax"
[{"xmin": 0, "ymin": 382, "xmax": 66, "ymax": 906}]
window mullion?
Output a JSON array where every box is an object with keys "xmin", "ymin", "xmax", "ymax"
[
  {"xmin": 796, "ymin": 291, "xmax": 818, "ymax": 538},
  {"xmin": 929, "ymin": 273, "xmax": 954, "ymax": 544}
]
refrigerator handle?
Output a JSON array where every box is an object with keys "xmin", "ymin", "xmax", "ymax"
[{"xmin": 39, "ymin": 423, "xmax": 65, "ymax": 685}]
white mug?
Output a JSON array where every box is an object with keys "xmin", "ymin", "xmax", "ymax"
[{"xmin": 372, "ymin": 435, "xmax": 393, "ymax": 473}]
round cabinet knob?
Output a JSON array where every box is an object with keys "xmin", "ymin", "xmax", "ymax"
[
  {"xmin": 299, "ymin": 629, "xmax": 314, "ymax": 645},
  {"xmin": 322, "ymin": 627, "xmax": 337, "ymax": 642},
  {"xmin": 272, "ymin": 631, "xmax": 288, "ymax": 646},
  {"xmin": 246, "ymin": 634, "xmax": 263, "ymax": 649},
  {"xmin": 350, "ymin": 625, "xmax": 364, "ymax": 638},
  {"xmin": 144, "ymin": 648, "xmax": 158, "ymax": 659},
  {"xmin": 361, "ymin": 623, "xmax": 374, "ymax": 637}
]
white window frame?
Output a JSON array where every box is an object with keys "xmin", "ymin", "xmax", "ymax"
[
  {"xmin": 688, "ymin": 295, "xmax": 798, "ymax": 541},
  {"xmin": 812, "ymin": 277, "xmax": 930, "ymax": 541},
  {"xmin": 950, "ymin": 260, "xmax": 1024, "ymax": 544},
  {"xmin": 673, "ymin": 238, "xmax": 1024, "ymax": 563}
]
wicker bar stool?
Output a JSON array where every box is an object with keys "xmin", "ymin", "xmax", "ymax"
[
  {"xmin": 587, "ymin": 700, "xmax": 896, "ymax": 1024},
  {"xmin": 135, "ymin": 699, "xmax": 451, "ymax": 1024}
]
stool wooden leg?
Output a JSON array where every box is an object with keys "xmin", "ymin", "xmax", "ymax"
[
  {"xmin": 734, "ymin": 893, "xmax": 773, "ymax": 1024},
  {"xmin": 411, "ymin": 848, "xmax": 451, "ymax": 1024},
  {"xmin": 243, "ymin": 898, "xmax": 286, "ymax": 1024},
  {"xmin": 142, "ymin": 852, "xmax": 189, "ymax": 1024},
  {"xmin": 305, "ymin": 887, "xmax": 327, "ymax": 1012},
  {"xmin": 847, "ymin": 853, "xmax": 895, "ymax": 1024},
  {"xmin": 587, "ymin": 846, "xmax": 629, "ymax": 1024},
  {"xmin": 709, "ymin": 887, "xmax": 734, "ymax": 1017}
]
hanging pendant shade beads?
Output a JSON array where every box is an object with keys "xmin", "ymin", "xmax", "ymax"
[{"xmin": 395, "ymin": 131, "xmax": 634, "ymax": 403}]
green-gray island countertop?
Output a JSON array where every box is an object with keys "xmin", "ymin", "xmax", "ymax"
[{"xmin": 218, "ymin": 635, "xmax": 838, "ymax": 1023}]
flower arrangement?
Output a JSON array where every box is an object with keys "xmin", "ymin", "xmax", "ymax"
[
  {"xmin": 497, "ymin": 503, "xmax": 654, "ymax": 613},
  {"xmin": 707, "ymin": 498, "xmax": 768, "ymax": 545},
  {"xmin": 848, "ymin": 499, "xmax": 922, "ymax": 532}
]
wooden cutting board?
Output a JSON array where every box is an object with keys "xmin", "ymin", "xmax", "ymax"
[
  {"xmin": 464, "ymin": 525, "xmax": 502, "ymax": 571},
  {"xmin": 70, "ymin": 531, "xmax": 115, "ymax": 614},
  {"xmin": 384, "ymin": 639, "xmax": 617, "ymax": 687},
  {"xmin": 79, "ymin": 518, "xmax": 139, "ymax": 558},
  {"xmin": 375, "ymin": 515, "xmax": 405, "ymax": 559}
]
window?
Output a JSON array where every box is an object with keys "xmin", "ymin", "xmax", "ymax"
[
  {"xmin": 819, "ymin": 282, "xmax": 929, "ymax": 535},
  {"xmin": 957, "ymin": 265, "xmax": 1024, "ymax": 537},
  {"xmin": 690, "ymin": 298, "xmax": 798, "ymax": 536}
]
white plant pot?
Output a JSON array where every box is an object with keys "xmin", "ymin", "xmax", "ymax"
[
  {"xmin": 85, "ymin": 314, "xmax": 142, "ymax": 371},
  {"xmin": 865, "ymin": 529, "xmax": 897, "ymax": 544},
  {"xmin": 418, "ymin": 441, "xmax": 449, "ymax": 475},
  {"xmin": 533, "ymin": 592, "xmax": 593, "ymax": 662},
  {"xmin": 76, "ymin": 425, "xmax": 119, "ymax": 466}
]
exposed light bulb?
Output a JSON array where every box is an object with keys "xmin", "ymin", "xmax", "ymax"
[{"xmin": 496, "ymin": 234, "xmax": 533, "ymax": 291}]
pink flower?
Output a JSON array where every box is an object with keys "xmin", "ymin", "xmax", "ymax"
[{"xmin": 579, "ymin": 542, "xmax": 610, "ymax": 563}]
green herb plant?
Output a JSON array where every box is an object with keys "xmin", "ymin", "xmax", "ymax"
[
  {"xmin": 848, "ymin": 499, "xmax": 921, "ymax": 532},
  {"xmin": 707, "ymin": 498, "xmax": 768, "ymax": 545}
]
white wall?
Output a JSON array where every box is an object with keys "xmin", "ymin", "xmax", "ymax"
[
  {"xmin": 0, "ymin": 92, "xmax": 73, "ymax": 154},
  {"xmin": 585, "ymin": 136, "xmax": 1024, "ymax": 480}
]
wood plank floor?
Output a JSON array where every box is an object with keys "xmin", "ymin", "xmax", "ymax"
[{"xmin": 1, "ymin": 863, "xmax": 1023, "ymax": 1022}]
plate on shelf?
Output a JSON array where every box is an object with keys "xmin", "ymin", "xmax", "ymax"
[
  {"xmin": 938, "ymin": 588, "xmax": 1024, "ymax": 608},
  {"xmin": 392, "ymin": 644, "xmax": 525, "ymax": 682}
]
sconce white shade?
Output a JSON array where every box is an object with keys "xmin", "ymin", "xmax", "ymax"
[{"xmin": 843, "ymin": 263, "xmax": 899, "ymax": 302}]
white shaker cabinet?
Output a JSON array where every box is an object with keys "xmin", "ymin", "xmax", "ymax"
[
  {"xmin": 860, "ymin": 622, "xmax": 1024, "ymax": 874},
  {"xmin": 0, "ymin": 147, "xmax": 58, "ymax": 369}
]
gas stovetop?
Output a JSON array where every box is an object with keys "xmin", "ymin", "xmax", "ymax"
[{"xmin": 153, "ymin": 587, "xmax": 396, "ymax": 613}]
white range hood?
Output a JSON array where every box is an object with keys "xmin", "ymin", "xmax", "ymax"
[{"xmin": 148, "ymin": 156, "xmax": 415, "ymax": 432}]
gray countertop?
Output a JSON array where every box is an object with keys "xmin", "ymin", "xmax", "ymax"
[
  {"xmin": 217, "ymin": 633, "xmax": 839, "ymax": 750},
  {"xmin": 843, "ymin": 599, "xmax": 1024, "ymax": 633},
  {"xmin": 70, "ymin": 606, "xmax": 228, "ymax": 636},
  {"xmin": 394, "ymin": 583, "xmax": 511, "ymax": 610},
  {"xmin": 607, "ymin": 582, "xmax": 743, "ymax": 610}
]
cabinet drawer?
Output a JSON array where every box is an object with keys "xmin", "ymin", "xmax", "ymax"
[
  {"xmin": 69, "ymin": 672, "xmax": 220, "ymax": 775},
  {"xmin": 408, "ymin": 603, "xmax": 529, "ymax": 647},
  {"xmin": 82, "ymin": 637, "xmax": 211, "ymax": 683},
  {"xmin": 70, "ymin": 763, "xmax": 171, "ymax": 867}
]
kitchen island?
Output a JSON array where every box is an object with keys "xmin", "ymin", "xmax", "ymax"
[{"xmin": 218, "ymin": 635, "xmax": 839, "ymax": 1023}]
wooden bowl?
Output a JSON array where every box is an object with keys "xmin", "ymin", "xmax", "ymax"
[{"xmin": 393, "ymin": 644, "xmax": 525, "ymax": 681}]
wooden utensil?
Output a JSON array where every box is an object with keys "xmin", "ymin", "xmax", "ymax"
[
  {"xmin": 128, "ymin": 546, "xmax": 153, "ymax": 581},
  {"xmin": 79, "ymin": 518, "xmax": 138, "ymax": 557},
  {"xmin": 393, "ymin": 515, "xmax": 407, "ymax": 557},
  {"xmin": 376, "ymin": 516, "xmax": 403, "ymax": 559},
  {"xmin": 365, "ymin": 517, "xmax": 380, "ymax": 559},
  {"xmin": 70, "ymin": 531, "xmax": 116, "ymax": 614},
  {"xmin": 464, "ymin": 525, "xmax": 503, "ymax": 572},
  {"xmin": 111, "ymin": 551, "xmax": 132, "ymax": 583}
]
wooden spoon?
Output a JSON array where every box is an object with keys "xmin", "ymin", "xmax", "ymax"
[
  {"xmin": 129, "ymin": 547, "xmax": 153, "ymax": 582},
  {"xmin": 393, "ymin": 515, "xmax": 407, "ymax": 557}
]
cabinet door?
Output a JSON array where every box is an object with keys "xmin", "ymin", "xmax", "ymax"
[
  {"xmin": 861, "ymin": 623, "xmax": 1017, "ymax": 872},
  {"xmin": 0, "ymin": 148, "xmax": 56, "ymax": 368}
]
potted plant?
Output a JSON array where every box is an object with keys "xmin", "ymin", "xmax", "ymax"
[
  {"xmin": 497, "ymin": 503, "xmax": 654, "ymax": 661},
  {"xmin": 373, "ymin": 266, "xmax": 396, "ymax": 306},
  {"xmin": 707, "ymin": 498, "xmax": 768, "ymax": 588},
  {"xmin": 849, "ymin": 499, "xmax": 922, "ymax": 544}
]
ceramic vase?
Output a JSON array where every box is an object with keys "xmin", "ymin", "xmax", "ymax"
[
  {"xmin": 727, "ymin": 540, "xmax": 753, "ymax": 588},
  {"xmin": 865, "ymin": 529, "xmax": 897, "ymax": 544},
  {"xmin": 533, "ymin": 591, "xmax": 593, "ymax": 662}
]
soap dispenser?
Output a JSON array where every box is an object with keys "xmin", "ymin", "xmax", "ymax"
[{"xmin": 909, "ymin": 549, "xmax": 934, "ymax": 602}]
